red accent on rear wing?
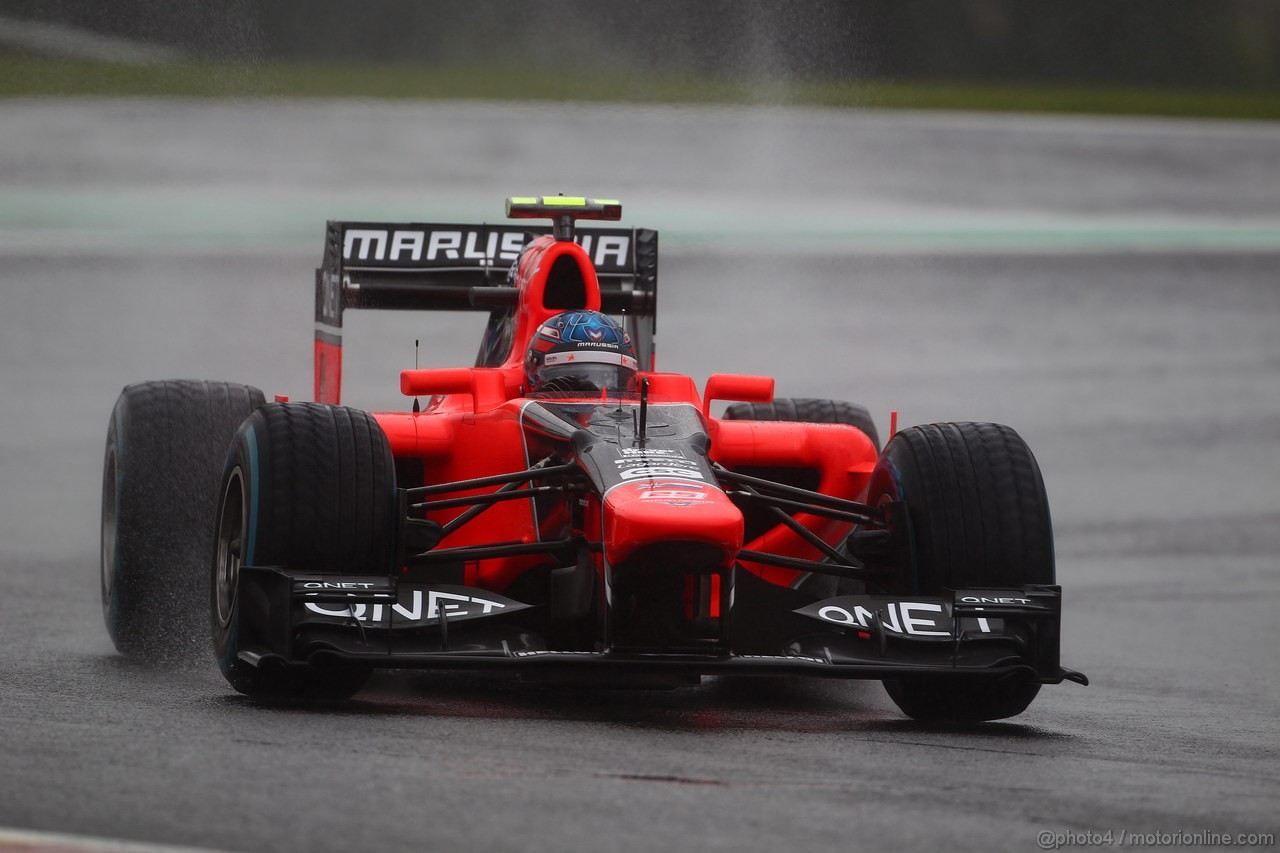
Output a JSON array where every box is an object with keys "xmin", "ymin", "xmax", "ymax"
[{"xmin": 314, "ymin": 221, "xmax": 657, "ymax": 404}]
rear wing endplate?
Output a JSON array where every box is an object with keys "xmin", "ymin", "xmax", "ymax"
[{"xmin": 314, "ymin": 221, "xmax": 658, "ymax": 404}]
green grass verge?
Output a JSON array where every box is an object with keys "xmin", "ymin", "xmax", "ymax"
[{"xmin": 2, "ymin": 56, "xmax": 1277, "ymax": 121}]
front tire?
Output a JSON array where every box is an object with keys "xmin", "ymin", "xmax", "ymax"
[
  {"xmin": 212, "ymin": 403, "xmax": 397, "ymax": 700},
  {"xmin": 870, "ymin": 422, "xmax": 1054, "ymax": 723},
  {"xmin": 101, "ymin": 380, "xmax": 265, "ymax": 662}
]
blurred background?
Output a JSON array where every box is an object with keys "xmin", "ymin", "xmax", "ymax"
[
  {"xmin": 0, "ymin": 0, "xmax": 1277, "ymax": 585},
  {"xmin": 1, "ymin": 0, "xmax": 1278, "ymax": 115}
]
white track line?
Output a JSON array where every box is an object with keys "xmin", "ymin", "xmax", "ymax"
[
  {"xmin": 0, "ymin": 15, "xmax": 183, "ymax": 64},
  {"xmin": 0, "ymin": 827, "xmax": 226, "ymax": 853}
]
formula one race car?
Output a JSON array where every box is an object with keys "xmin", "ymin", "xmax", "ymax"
[{"xmin": 100, "ymin": 196, "xmax": 1086, "ymax": 722}]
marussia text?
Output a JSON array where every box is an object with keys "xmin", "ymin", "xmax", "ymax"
[{"xmin": 344, "ymin": 228, "xmax": 630, "ymax": 268}]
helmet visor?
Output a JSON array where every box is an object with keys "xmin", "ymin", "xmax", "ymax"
[{"xmin": 533, "ymin": 361, "xmax": 638, "ymax": 396}]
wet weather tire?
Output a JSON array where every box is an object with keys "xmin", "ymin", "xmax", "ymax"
[
  {"xmin": 723, "ymin": 398, "xmax": 880, "ymax": 451},
  {"xmin": 869, "ymin": 422, "xmax": 1054, "ymax": 723},
  {"xmin": 101, "ymin": 380, "xmax": 265, "ymax": 662},
  {"xmin": 212, "ymin": 403, "xmax": 397, "ymax": 700}
]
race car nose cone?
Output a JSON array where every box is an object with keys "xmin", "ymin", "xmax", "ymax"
[{"xmin": 603, "ymin": 480, "xmax": 743, "ymax": 570}]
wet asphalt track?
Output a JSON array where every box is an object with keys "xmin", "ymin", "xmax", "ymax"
[{"xmin": 0, "ymin": 101, "xmax": 1278, "ymax": 852}]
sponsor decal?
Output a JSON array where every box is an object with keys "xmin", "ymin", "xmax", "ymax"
[
  {"xmin": 576, "ymin": 233, "xmax": 630, "ymax": 268},
  {"xmin": 637, "ymin": 487, "xmax": 708, "ymax": 506},
  {"xmin": 797, "ymin": 595, "xmax": 986, "ymax": 637},
  {"xmin": 544, "ymin": 350, "xmax": 638, "ymax": 370},
  {"xmin": 294, "ymin": 575, "xmax": 395, "ymax": 596},
  {"xmin": 301, "ymin": 581, "xmax": 382, "ymax": 591},
  {"xmin": 613, "ymin": 455, "xmax": 694, "ymax": 466},
  {"xmin": 342, "ymin": 226, "xmax": 632, "ymax": 272},
  {"xmin": 950, "ymin": 590, "xmax": 1046, "ymax": 633},
  {"xmin": 301, "ymin": 584, "xmax": 529, "ymax": 627},
  {"xmin": 613, "ymin": 447, "xmax": 705, "ymax": 483},
  {"xmin": 953, "ymin": 589, "xmax": 1045, "ymax": 608},
  {"xmin": 957, "ymin": 595, "xmax": 1032, "ymax": 605},
  {"xmin": 613, "ymin": 457, "xmax": 697, "ymax": 470},
  {"xmin": 628, "ymin": 480, "xmax": 709, "ymax": 506},
  {"xmin": 612, "ymin": 452, "xmax": 699, "ymax": 478},
  {"xmin": 345, "ymin": 229, "xmax": 527, "ymax": 264},
  {"xmin": 618, "ymin": 465, "xmax": 705, "ymax": 481}
]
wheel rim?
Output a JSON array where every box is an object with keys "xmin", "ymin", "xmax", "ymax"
[
  {"xmin": 101, "ymin": 446, "xmax": 118, "ymax": 600},
  {"xmin": 214, "ymin": 468, "xmax": 246, "ymax": 628}
]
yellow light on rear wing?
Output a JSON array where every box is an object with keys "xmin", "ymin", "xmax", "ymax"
[{"xmin": 505, "ymin": 196, "xmax": 623, "ymax": 241}]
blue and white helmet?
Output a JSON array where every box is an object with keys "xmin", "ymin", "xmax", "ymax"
[{"xmin": 526, "ymin": 310, "xmax": 638, "ymax": 395}]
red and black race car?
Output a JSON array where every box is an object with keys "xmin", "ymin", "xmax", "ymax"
[{"xmin": 101, "ymin": 196, "xmax": 1086, "ymax": 722}]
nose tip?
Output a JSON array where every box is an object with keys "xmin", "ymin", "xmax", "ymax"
[{"xmin": 602, "ymin": 483, "xmax": 744, "ymax": 569}]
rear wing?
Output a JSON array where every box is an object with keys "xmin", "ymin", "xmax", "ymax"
[{"xmin": 314, "ymin": 221, "xmax": 658, "ymax": 404}]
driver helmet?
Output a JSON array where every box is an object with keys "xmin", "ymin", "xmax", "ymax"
[{"xmin": 526, "ymin": 310, "xmax": 638, "ymax": 395}]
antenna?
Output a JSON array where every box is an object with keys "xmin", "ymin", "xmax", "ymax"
[
  {"xmin": 412, "ymin": 339, "xmax": 421, "ymax": 414},
  {"xmin": 637, "ymin": 377, "xmax": 649, "ymax": 447}
]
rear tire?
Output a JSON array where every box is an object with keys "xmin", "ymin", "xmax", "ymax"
[
  {"xmin": 723, "ymin": 397, "xmax": 880, "ymax": 451},
  {"xmin": 212, "ymin": 403, "xmax": 397, "ymax": 700},
  {"xmin": 101, "ymin": 380, "xmax": 265, "ymax": 662},
  {"xmin": 869, "ymin": 422, "xmax": 1054, "ymax": 723}
]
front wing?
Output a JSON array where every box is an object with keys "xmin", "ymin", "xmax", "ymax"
[{"xmin": 232, "ymin": 566, "xmax": 1086, "ymax": 686}]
